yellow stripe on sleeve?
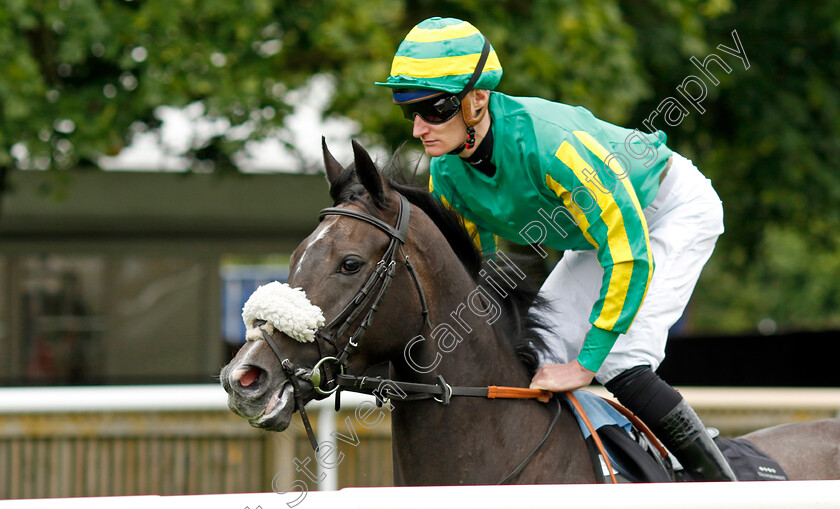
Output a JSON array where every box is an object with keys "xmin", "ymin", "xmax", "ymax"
[
  {"xmin": 572, "ymin": 131, "xmax": 654, "ymax": 293},
  {"xmin": 554, "ymin": 140, "xmax": 635, "ymax": 330},
  {"xmin": 544, "ymin": 174, "xmax": 598, "ymax": 249},
  {"xmin": 571, "ymin": 131, "xmax": 646, "ymax": 224},
  {"xmin": 441, "ymin": 195, "xmax": 485, "ymax": 252}
]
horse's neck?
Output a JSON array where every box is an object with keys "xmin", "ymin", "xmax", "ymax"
[
  {"xmin": 432, "ymin": 319, "xmax": 531, "ymax": 388},
  {"xmin": 387, "ymin": 241, "xmax": 592, "ymax": 485},
  {"xmin": 397, "ymin": 252, "xmax": 530, "ymax": 388},
  {"xmin": 388, "ymin": 327, "xmax": 591, "ymax": 485}
]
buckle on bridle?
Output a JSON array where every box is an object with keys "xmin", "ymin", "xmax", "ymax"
[
  {"xmin": 306, "ymin": 356, "xmax": 345, "ymax": 396},
  {"xmin": 433, "ymin": 374, "xmax": 453, "ymax": 405}
]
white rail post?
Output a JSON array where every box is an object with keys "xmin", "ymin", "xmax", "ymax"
[{"xmin": 317, "ymin": 398, "xmax": 339, "ymax": 491}]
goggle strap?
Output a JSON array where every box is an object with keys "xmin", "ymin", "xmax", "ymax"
[{"xmin": 436, "ymin": 95, "xmax": 461, "ymax": 115}]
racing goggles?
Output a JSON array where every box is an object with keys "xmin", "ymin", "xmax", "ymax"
[{"xmin": 399, "ymin": 94, "xmax": 462, "ymax": 125}]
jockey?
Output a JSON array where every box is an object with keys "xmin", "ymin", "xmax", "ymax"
[{"xmin": 376, "ymin": 17, "xmax": 735, "ymax": 482}]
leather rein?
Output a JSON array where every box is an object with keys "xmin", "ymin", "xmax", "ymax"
[{"xmin": 256, "ymin": 192, "xmax": 560, "ymax": 484}]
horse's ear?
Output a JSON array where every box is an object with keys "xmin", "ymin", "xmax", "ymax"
[
  {"xmin": 322, "ymin": 136, "xmax": 344, "ymax": 187},
  {"xmin": 351, "ymin": 139, "xmax": 386, "ymax": 207}
]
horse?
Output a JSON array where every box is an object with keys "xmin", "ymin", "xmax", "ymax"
[{"xmin": 220, "ymin": 139, "xmax": 840, "ymax": 486}]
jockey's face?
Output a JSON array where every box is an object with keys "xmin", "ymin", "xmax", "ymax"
[{"xmin": 411, "ymin": 110, "xmax": 466, "ymax": 157}]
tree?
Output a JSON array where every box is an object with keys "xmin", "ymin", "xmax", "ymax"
[
  {"xmin": 0, "ymin": 0, "xmax": 695, "ymax": 189},
  {"xmin": 0, "ymin": 0, "xmax": 404, "ymax": 194},
  {"xmin": 621, "ymin": 0, "xmax": 840, "ymax": 333},
  {"xmin": 2, "ymin": 0, "xmax": 838, "ymax": 334}
]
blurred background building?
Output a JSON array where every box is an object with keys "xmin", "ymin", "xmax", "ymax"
[{"xmin": 0, "ymin": 170, "xmax": 322, "ymax": 387}]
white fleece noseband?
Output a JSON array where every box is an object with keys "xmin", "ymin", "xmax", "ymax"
[{"xmin": 242, "ymin": 282, "xmax": 325, "ymax": 343}]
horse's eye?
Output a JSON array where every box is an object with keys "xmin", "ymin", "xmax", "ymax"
[{"xmin": 338, "ymin": 257, "xmax": 363, "ymax": 274}]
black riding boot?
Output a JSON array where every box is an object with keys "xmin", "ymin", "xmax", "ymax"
[
  {"xmin": 606, "ymin": 365, "xmax": 737, "ymax": 482},
  {"xmin": 652, "ymin": 399, "xmax": 738, "ymax": 482}
]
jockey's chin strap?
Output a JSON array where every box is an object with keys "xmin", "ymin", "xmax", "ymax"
[{"xmin": 448, "ymin": 37, "xmax": 491, "ymax": 155}]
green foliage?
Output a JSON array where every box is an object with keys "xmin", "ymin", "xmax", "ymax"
[
  {"xmin": 0, "ymin": 0, "xmax": 402, "ymax": 173},
  {"xmin": 693, "ymin": 226, "xmax": 840, "ymax": 333},
  {"xmin": 0, "ymin": 0, "xmax": 724, "ymax": 170},
  {"xmin": 1, "ymin": 0, "xmax": 838, "ymax": 334},
  {"xmin": 620, "ymin": 0, "xmax": 840, "ymax": 333}
]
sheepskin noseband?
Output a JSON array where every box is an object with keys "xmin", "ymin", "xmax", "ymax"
[{"xmin": 241, "ymin": 282, "xmax": 325, "ymax": 343}]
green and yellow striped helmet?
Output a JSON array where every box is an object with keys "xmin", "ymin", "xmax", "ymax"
[{"xmin": 375, "ymin": 17, "xmax": 502, "ymax": 95}]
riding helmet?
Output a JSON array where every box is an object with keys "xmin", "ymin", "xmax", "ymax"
[{"xmin": 375, "ymin": 17, "xmax": 503, "ymax": 101}]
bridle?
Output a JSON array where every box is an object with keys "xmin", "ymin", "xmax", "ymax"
[
  {"xmin": 309, "ymin": 193, "xmax": 430, "ymax": 393},
  {"xmin": 257, "ymin": 192, "xmax": 430, "ymax": 447},
  {"xmin": 254, "ymin": 191, "xmax": 562, "ymax": 484}
]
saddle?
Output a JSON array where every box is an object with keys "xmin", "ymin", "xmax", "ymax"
[{"xmin": 567, "ymin": 390, "xmax": 789, "ymax": 483}]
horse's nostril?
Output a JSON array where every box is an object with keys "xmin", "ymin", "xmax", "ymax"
[
  {"xmin": 226, "ymin": 364, "xmax": 272, "ymax": 402},
  {"xmin": 240, "ymin": 366, "xmax": 262, "ymax": 387},
  {"xmin": 230, "ymin": 365, "xmax": 266, "ymax": 391}
]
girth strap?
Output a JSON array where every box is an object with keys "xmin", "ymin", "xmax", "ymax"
[{"xmin": 498, "ymin": 398, "xmax": 562, "ymax": 484}]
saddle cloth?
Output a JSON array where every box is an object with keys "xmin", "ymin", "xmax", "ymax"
[{"xmin": 566, "ymin": 390, "xmax": 788, "ymax": 482}]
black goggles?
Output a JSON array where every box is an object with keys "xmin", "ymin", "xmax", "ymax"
[{"xmin": 400, "ymin": 94, "xmax": 462, "ymax": 124}]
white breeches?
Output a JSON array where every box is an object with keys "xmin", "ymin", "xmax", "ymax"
[{"xmin": 533, "ymin": 153, "xmax": 725, "ymax": 384}]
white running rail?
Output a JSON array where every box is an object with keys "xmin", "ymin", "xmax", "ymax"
[{"xmin": 1, "ymin": 481, "xmax": 840, "ymax": 508}]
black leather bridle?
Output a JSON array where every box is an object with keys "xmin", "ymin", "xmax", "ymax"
[
  {"xmin": 257, "ymin": 193, "xmax": 430, "ymax": 449},
  {"xmin": 310, "ymin": 193, "xmax": 430, "ymax": 390}
]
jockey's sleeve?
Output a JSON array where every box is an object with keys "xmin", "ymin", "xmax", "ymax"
[{"xmin": 543, "ymin": 131, "xmax": 654, "ymax": 372}]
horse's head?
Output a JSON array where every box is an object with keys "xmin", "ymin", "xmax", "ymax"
[{"xmin": 220, "ymin": 139, "xmax": 435, "ymax": 431}]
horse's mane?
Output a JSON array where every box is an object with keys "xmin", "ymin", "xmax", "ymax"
[{"xmin": 329, "ymin": 164, "xmax": 550, "ymax": 375}]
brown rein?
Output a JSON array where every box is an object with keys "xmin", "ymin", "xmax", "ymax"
[
  {"xmin": 488, "ymin": 385, "xmax": 552, "ymax": 402},
  {"xmin": 336, "ymin": 373, "xmax": 622, "ymax": 484}
]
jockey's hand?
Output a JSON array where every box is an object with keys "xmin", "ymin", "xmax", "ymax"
[{"xmin": 529, "ymin": 361, "xmax": 596, "ymax": 392}]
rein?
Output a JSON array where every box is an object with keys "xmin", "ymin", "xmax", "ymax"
[
  {"xmin": 335, "ymin": 372, "xmax": 562, "ymax": 484},
  {"xmin": 335, "ymin": 373, "xmax": 552, "ymax": 404}
]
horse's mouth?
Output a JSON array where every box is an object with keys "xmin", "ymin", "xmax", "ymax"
[{"xmin": 249, "ymin": 383, "xmax": 297, "ymax": 431}]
